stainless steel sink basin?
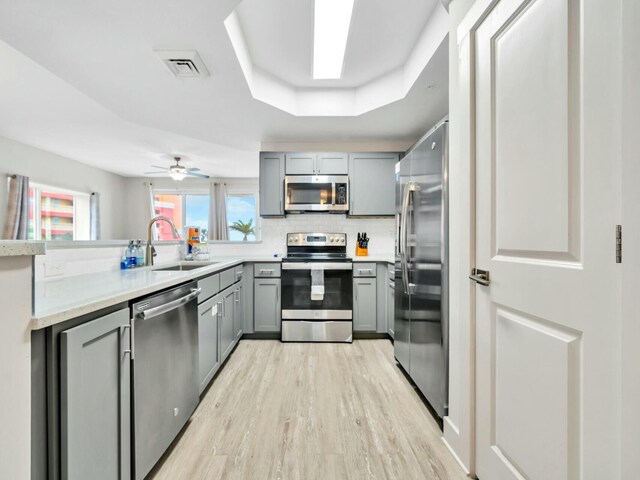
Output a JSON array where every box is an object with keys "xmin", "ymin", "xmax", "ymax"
[{"xmin": 153, "ymin": 262, "xmax": 217, "ymax": 272}]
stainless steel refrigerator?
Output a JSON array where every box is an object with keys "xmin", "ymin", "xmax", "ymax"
[{"xmin": 394, "ymin": 118, "xmax": 449, "ymax": 418}]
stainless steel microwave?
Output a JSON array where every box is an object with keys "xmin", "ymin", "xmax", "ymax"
[{"xmin": 284, "ymin": 175, "xmax": 349, "ymax": 213}]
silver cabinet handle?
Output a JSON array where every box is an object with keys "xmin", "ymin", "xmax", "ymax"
[
  {"xmin": 260, "ymin": 269, "xmax": 274, "ymax": 275},
  {"xmin": 235, "ymin": 289, "xmax": 240, "ymax": 303},
  {"xmin": 121, "ymin": 325, "xmax": 133, "ymax": 358},
  {"xmin": 358, "ymin": 269, "xmax": 373, "ymax": 275},
  {"xmin": 469, "ymin": 268, "xmax": 490, "ymax": 286},
  {"xmin": 138, "ymin": 288, "xmax": 201, "ymax": 320},
  {"xmin": 276, "ymin": 285, "xmax": 280, "ymax": 301},
  {"xmin": 218, "ymin": 302, "xmax": 223, "ymax": 318}
]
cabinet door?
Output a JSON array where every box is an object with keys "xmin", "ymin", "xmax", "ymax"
[
  {"xmin": 348, "ymin": 153, "xmax": 399, "ymax": 216},
  {"xmin": 259, "ymin": 152, "xmax": 285, "ymax": 216},
  {"xmin": 254, "ymin": 278, "xmax": 281, "ymax": 332},
  {"xmin": 285, "ymin": 152, "xmax": 316, "ymax": 174},
  {"xmin": 317, "ymin": 152, "xmax": 348, "ymax": 174},
  {"xmin": 198, "ymin": 296, "xmax": 220, "ymax": 393},
  {"xmin": 60, "ymin": 308, "xmax": 131, "ymax": 480},
  {"xmin": 243, "ymin": 264, "xmax": 255, "ymax": 334},
  {"xmin": 353, "ymin": 277, "xmax": 377, "ymax": 331},
  {"xmin": 233, "ymin": 282, "xmax": 243, "ymax": 341},
  {"xmin": 221, "ymin": 288, "xmax": 236, "ymax": 361},
  {"xmin": 376, "ymin": 263, "xmax": 388, "ymax": 333},
  {"xmin": 387, "ymin": 281, "xmax": 395, "ymax": 338}
]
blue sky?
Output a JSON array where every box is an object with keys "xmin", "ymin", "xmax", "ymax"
[{"xmin": 185, "ymin": 194, "xmax": 209, "ymax": 234}]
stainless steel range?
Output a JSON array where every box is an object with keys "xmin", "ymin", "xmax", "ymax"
[{"xmin": 281, "ymin": 232, "xmax": 353, "ymax": 343}]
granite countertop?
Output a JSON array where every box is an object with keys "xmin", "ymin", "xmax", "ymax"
[
  {"xmin": 32, "ymin": 256, "xmax": 282, "ymax": 329},
  {"xmin": 0, "ymin": 241, "xmax": 45, "ymax": 257},
  {"xmin": 350, "ymin": 255, "xmax": 395, "ymax": 263}
]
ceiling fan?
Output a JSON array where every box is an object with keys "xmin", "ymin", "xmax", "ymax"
[{"xmin": 144, "ymin": 156, "xmax": 210, "ymax": 181}]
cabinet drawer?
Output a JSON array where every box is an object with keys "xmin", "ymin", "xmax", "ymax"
[
  {"xmin": 353, "ymin": 263, "xmax": 376, "ymax": 277},
  {"xmin": 198, "ymin": 273, "xmax": 220, "ymax": 302},
  {"xmin": 220, "ymin": 268, "xmax": 236, "ymax": 291},
  {"xmin": 254, "ymin": 263, "xmax": 281, "ymax": 278}
]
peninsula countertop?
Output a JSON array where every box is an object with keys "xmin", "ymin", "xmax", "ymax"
[
  {"xmin": 0, "ymin": 240, "xmax": 45, "ymax": 257},
  {"xmin": 32, "ymin": 256, "xmax": 282, "ymax": 329}
]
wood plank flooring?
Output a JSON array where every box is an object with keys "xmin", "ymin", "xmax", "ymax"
[{"xmin": 149, "ymin": 340, "xmax": 467, "ymax": 480}]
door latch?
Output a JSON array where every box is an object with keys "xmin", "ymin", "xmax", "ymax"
[{"xmin": 469, "ymin": 268, "xmax": 490, "ymax": 286}]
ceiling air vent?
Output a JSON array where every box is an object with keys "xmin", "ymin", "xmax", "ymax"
[{"xmin": 155, "ymin": 50, "xmax": 210, "ymax": 78}]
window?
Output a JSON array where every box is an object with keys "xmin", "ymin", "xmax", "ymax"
[
  {"xmin": 27, "ymin": 183, "xmax": 90, "ymax": 241},
  {"xmin": 226, "ymin": 194, "xmax": 258, "ymax": 241},
  {"xmin": 153, "ymin": 192, "xmax": 209, "ymax": 240}
]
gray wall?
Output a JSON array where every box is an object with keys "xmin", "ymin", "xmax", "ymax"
[{"xmin": 0, "ymin": 136, "xmax": 128, "ymax": 239}]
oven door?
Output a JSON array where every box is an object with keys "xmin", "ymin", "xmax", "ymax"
[
  {"xmin": 281, "ymin": 262, "xmax": 353, "ymax": 319},
  {"xmin": 284, "ymin": 176, "xmax": 349, "ymax": 212}
]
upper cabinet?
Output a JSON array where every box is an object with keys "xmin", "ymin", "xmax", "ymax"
[
  {"xmin": 348, "ymin": 153, "xmax": 399, "ymax": 216},
  {"xmin": 285, "ymin": 152, "xmax": 348, "ymax": 175},
  {"xmin": 259, "ymin": 152, "xmax": 285, "ymax": 217},
  {"xmin": 260, "ymin": 151, "xmax": 398, "ymax": 217}
]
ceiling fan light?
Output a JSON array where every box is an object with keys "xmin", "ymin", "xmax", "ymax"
[{"xmin": 170, "ymin": 171, "xmax": 186, "ymax": 181}]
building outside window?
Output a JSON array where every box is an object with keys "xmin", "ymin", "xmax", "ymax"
[{"xmin": 27, "ymin": 183, "xmax": 90, "ymax": 240}]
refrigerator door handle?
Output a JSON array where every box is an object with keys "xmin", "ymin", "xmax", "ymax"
[{"xmin": 400, "ymin": 182, "xmax": 416, "ymax": 294}]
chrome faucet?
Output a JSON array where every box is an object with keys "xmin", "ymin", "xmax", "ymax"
[{"xmin": 146, "ymin": 216, "xmax": 180, "ymax": 266}]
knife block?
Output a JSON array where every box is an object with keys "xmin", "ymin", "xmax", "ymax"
[{"xmin": 355, "ymin": 246, "xmax": 368, "ymax": 256}]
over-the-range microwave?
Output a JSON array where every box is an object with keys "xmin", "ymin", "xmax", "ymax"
[{"xmin": 284, "ymin": 175, "xmax": 349, "ymax": 213}]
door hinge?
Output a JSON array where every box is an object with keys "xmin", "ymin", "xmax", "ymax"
[{"xmin": 616, "ymin": 225, "xmax": 622, "ymax": 264}]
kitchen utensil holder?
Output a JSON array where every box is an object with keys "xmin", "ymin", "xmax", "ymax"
[{"xmin": 356, "ymin": 246, "xmax": 369, "ymax": 256}]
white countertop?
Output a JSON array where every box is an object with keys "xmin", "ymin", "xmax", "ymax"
[
  {"xmin": 32, "ymin": 254, "xmax": 394, "ymax": 329},
  {"xmin": 0, "ymin": 241, "xmax": 45, "ymax": 257},
  {"xmin": 32, "ymin": 256, "xmax": 281, "ymax": 329}
]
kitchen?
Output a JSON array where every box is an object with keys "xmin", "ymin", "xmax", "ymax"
[{"xmin": 0, "ymin": 0, "xmax": 638, "ymax": 480}]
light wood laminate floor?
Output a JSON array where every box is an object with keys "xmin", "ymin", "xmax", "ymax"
[{"xmin": 149, "ymin": 340, "xmax": 467, "ymax": 480}]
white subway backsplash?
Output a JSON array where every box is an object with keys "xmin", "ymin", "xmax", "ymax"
[{"xmin": 211, "ymin": 215, "xmax": 395, "ymax": 258}]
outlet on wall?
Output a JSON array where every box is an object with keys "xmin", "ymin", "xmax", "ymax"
[{"xmin": 44, "ymin": 262, "xmax": 65, "ymax": 278}]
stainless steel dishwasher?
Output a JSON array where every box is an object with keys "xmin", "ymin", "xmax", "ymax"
[{"xmin": 131, "ymin": 281, "xmax": 201, "ymax": 480}]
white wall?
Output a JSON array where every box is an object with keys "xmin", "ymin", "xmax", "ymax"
[
  {"xmin": 0, "ymin": 136, "xmax": 128, "ymax": 239},
  {"xmin": 443, "ymin": 0, "xmax": 479, "ymax": 475}
]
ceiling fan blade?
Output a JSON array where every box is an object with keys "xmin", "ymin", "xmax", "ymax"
[
  {"xmin": 150, "ymin": 165, "xmax": 168, "ymax": 170},
  {"xmin": 186, "ymin": 167, "xmax": 201, "ymax": 172},
  {"xmin": 187, "ymin": 172, "xmax": 210, "ymax": 179},
  {"xmin": 144, "ymin": 171, "xmax": 168, "ymax": 175}
]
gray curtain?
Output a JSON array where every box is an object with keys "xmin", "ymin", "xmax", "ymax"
[
  {"xmin": 2, "ymin": 175, "xmax": 30, "ymax": 240},
  {"xmin": 209, "ymin": 182, "xmax": 228, "ymax": 240},
  {"xmin": 90, "ymin": 192, "xmax": 100, "ymax": 240},
  {"xmin": 145, "ymin": 182, "xmax": 158, "ymax": 240}
]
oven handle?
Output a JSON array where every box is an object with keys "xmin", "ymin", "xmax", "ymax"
[
  {"xmin": 282, "ymin": 262, "xmax": 353, "ymax": 271},
  {"xmin": 137, "ymin": 288, "xmax": 201, "ymax": 320}
]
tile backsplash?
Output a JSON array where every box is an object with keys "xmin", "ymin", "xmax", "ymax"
[{"xmin": 211, "ymin": 214, "xmax": 396, "ymax": 258}]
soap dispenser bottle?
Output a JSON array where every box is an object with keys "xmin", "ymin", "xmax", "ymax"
[
  {"xmin": 126, "ymin": 240, "xmax": 136, "ymax": 269},
  {"xmin": 135, "ymin": 240, "xmax": 144, "ymax": 267}
]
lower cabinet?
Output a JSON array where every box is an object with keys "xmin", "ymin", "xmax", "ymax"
[
  {"xmin": 234, "ymin": 282, "xmax": 243, "ymax": 341},
  {"xmin": 198, "ymin": 295, "xmax": 221, "ymax": 394},
  {"xmin": 353, "ymin": 277, "xmax": 377, "ymax": 331},
  {"xmin": 254, "ymin": 278, "xmax": 281, "ymax": 332},
  {"xmin": 60, "ymin": 308, "xmax": 131, "ymax": 480},
  {"xmin": 220, "ymin": 287, "xmax": 236, "ymax": 362},
  {"xmin": 387, "ymin": 270, "xmax": 395, "ymax": 339}
]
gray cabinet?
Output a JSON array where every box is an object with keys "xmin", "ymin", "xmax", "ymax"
[
  {"xmin": 220, "ymin": 287, "xmax": 236, "ymax": 361},
  {"xmin": 285, "ymin": 152, "xmax": 348, "ymax": 175},
  {"xmin": 233, "ymin": 282, "xmax": 243, "ymax": 341},
  {"xmin": 317, "ymin": 152, "xmax": 348, "ymax": 174},
  {"xmin": 348, "ymin": 153, "xmax": 399, "ymax": 216},
  {"xmin": 60, "ymin": 308, "xmax": 131, "ymax": 480},
  {"xmin": 254, "ymin": 278, "xmax": 281, "ymax": 332},
  {"xmin": 259, "ymin": 152, "xmax": 285, "ymax": 216},
  {"xmin": 243, "ymin": 264, "xmax": 255, "ymax": 334},
  {"xmin": 353, "ymin": 277, "xmax": 377, "ymax": 332},
  {"xmin": 387, "ymin": 264, "xmax": 395, "ymax": 339},
  {"xmin": 376, "ymin": 263, "xmax": 388, "ymax": 334},
  {"xmin": 198, "ymin": 295, "xmax": 220, "ymax": 394},
  {"xmin": 285, "ymin": 152, "xmax": 316, "ymax": 174}
]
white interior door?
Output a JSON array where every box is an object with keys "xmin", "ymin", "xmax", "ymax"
[{"xmin": 473, "ymin": 0, "xmax": 621, "ymax": 479}]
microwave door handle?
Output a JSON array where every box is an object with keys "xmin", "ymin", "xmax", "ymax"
[{"xmin": 332, "ymin": 183, "xmax": 336, "ymax": 206}]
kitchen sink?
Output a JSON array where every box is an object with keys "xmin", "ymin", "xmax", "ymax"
[{"xmin": 153, "ymin": 262, "xmax": 218, "ymax": 272}]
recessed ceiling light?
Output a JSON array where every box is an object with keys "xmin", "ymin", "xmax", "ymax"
[{"xmin": 313, "ymin": 0, "xmax": 355, "ymax": 80}]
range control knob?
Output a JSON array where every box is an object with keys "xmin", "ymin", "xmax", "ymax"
[{"xmin": 339, "ymin": 237, "xmax": 345, "ymax": 243}]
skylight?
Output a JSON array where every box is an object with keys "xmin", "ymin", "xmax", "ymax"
[{"xmin": 313, "ymin": 0, "xmax": 355, "ymax": 79}]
